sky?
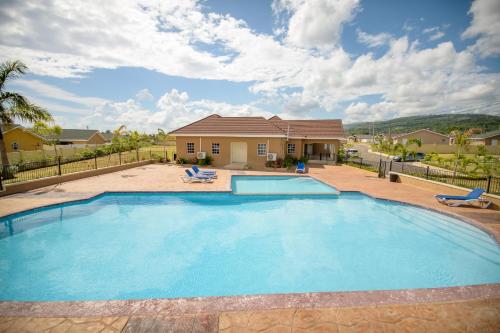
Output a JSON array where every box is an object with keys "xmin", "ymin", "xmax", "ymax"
[{"xmin": 1, "ymin": 0, "xmax": 499, "ymax": 133}]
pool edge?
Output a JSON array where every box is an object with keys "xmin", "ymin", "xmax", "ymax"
[{"xmin": 1, "ymin": 283, "xmax": 499, "ymax": 317}]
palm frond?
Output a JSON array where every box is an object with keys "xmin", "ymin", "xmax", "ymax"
[
  {"xmin": 0, "ymin": 60, "xmax": 28, "ymax": 91},
  {"xmin": 1, "ymin": 91, "xmax": 52, "ymax": 123}
]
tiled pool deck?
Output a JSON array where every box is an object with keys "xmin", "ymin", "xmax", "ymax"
[{"xmin": 0, "ymin": 164, "xmax": 499, "ymax": 332}]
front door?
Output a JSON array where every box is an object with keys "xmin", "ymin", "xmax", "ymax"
[{"xmin": 231, "ymin": 142, "xmax": 247, "ymax": 163}]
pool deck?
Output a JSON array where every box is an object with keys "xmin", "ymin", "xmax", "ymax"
[{"xmin": 0, "ymin": 163, "xmax": 499, "ymax": 332}]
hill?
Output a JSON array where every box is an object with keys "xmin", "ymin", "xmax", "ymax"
[{"xmin": 344, "ymin": 114, "xmax": 500, "ymax": 135}]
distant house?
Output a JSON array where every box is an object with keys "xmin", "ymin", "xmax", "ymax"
[
  {"xmin": 469, "ymin": 129, "xmax": 500, "ymax": 146},
  {"xmin": 51, "ymin": 129, "xmax": 107, "ymax": 145},
  {"xmin": 0, "ymin": 124, "xmax": 46, "ymax": 152},
  {"xmin": 392, "ymin": 129, "xmax": 449, "ymax": 145},
  {"xmin": 348, "ymin": 134, "xmax": 376, "ymax": 143},
  {"xmin": 101, "ymin": 131, "xmax": 114, "ymax": 143},
  {"xmin": 169, "ymin": 114, "xmax": 346, "ymax": 169}
]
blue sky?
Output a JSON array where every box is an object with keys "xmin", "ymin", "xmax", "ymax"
[{"xmin": 0, "ymin": 0, "xmax": 499, "ymax": 132}]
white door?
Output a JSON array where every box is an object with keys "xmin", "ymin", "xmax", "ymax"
[{"xmin": 231, "ymin": 142, "xmax": 247, "ymax": 163}]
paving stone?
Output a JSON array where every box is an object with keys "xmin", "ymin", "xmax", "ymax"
[{"xmin": 122, "ymin": 314, "xmax": 217, "ymax": 333}]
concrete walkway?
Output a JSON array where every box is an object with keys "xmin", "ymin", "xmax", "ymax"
[{"xmin": 0, "ymin": 163, "xmax": 499, "ymax": 332}]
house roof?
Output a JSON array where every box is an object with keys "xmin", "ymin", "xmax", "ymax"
[
  {"xmin": 392, "ymin": 128, "xmax": 449, "ymax": 139},
  {"xmin": 269, "ymin": 119, "xmax": 345, "ymax": 138},
  {"xmin": 50, "ymin": 129, "xmax": 104, "ymax": 142},
  {"xmin": 470, "ymin": 129, "xmax": 500, "ymax": 139},
  {"xmin": 1, "ymin": 124, "xmax": 47, "ymax": 141},
  {"xmin": 169, "ymin": 114, "xmax": 346, "ymax": 139}
]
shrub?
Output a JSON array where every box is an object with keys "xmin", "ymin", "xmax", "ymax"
[
  {"xmin": 176, "ymin": 157, "xmax": 187, "ymax": 165},
  {"xmin": 298, "ymin": 156, "xmax": 309, "ymax": 164},
  {"xmin": 197, "ymin": 155, "xmax": 213, "ymax": 166},
  {"xmin": 80, "ymin": 149, "xmax": 96, "ymax": 159}
]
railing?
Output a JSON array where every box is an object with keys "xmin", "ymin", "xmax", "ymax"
[
  {"xmin": 0, "ymin": 149, "xmax": 172, "ymax": 190},
  {"xmin": 305, "ymin": 154, "xmax": 337, "ymax": 161},
  {"xmin": 345, "ymin": 157, "xmax": 499, "ymax": 194}
]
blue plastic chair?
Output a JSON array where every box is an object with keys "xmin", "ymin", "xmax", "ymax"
[
  {"xmin": 296, "ymin": 161, "xmax": 306, "ymax": 173},
  {"xmin": 435, "ymin": 188, "xmax": 490, "ymax": 208}
]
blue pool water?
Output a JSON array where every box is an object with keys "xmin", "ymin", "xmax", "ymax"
[
  {"xmin": 232, "ymin": 176, "xmax": 338, "ymax": 194},
  {"xmin": 1, "ymin": 192, "xmax": 500, "ymax": 301}
]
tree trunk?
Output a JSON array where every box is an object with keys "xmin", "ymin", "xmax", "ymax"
[{"xmin": 0, "ymin": 129, "xmax": 10, "ymax": 166}]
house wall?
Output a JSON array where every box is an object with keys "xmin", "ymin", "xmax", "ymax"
[
  {"xmin": 175, "ymin": 136, "xmax": 343, "ymax": 168},
  {"xmin": 393, "ymin": 130, "xmax": 449, "ymax": 145},
  {"xmin": 3, "ymin": 128, "xmax": 44, "ymax": 152},
  {"xmin": 175, "ymin": 136, "xmax": 284, "ymax": 169},
  {"xmin": 485, "ymin": 135, "xmax": 500, "ymax": 146},
  {"xmin": 87, "ymin": 134, "xmax": 106, "ymax": 145}
]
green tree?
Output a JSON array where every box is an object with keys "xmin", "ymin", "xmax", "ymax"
[
  {"xmin": 450, "ymin": 129, "xmax": 470, "ymax": 178},
  {"xmin": 0, "ymin": 60, "xmax": 52, "ymax": 165},
  {"xmin": 394, "ymin": 138, "xmax": 422, "ymax": 162},
  {"xmin": 32, "ymin": 121, "xmax": 62, "ymax": 158}
]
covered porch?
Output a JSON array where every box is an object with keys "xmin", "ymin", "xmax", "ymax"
[{"xmin": 287, "ymin": 139, "xmax": 340, "ymax": 164}]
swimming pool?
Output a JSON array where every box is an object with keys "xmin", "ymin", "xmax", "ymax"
[
  {"xmin": 232, "ymin": 175, "xmax": 338, "ymax": 194},
  {"xmin": 1, "ymin": 188, "xmax": 499, "ymax": 302}
]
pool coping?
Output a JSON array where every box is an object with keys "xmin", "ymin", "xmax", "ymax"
[
  {"xmin": 0, "ymin": 284, "xmax": 499, "ymax": 317},
  {"xmin": 1, "ymin": 174, "xmax": 500, "ymax": 317}
]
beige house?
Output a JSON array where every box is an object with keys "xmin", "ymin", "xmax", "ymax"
[
  {"xmin": 0, "ymin": 124, "xmax": 46, "ymax": 152},
  {"xmin": 392, "ymin": 129, "xmax": 449, "ymax": 145},
  {"xmin": 469, "ymin": 129, "xmax": 500, "ymax": 146},
  {"xmin": 169, "ymin": 115, "xmax": 346, "ymax": 169}
]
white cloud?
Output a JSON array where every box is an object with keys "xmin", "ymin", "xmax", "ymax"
[
  {"xmin": 462, "ymin": 0, "xmax": 500, "ymax": 58},
  {"xmin": 429, "ymin": 31, "xmax": 445, "ymax": 41},
  {"xmin": 135, "ymin": 88, "xmax": 154, "ymax": 101},
  {"xmin": 273, "ymin": 0, "xmax": 360, "ymax": 50},
  {"xmin": 357, "ymin": 29, "xmax": 393, "ymax": 48},
  {"xmin": 1, "ymin": 0, "xmax": 499, "ymax": 126}
]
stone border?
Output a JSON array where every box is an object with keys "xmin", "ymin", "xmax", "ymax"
[
  {"xmin": 0, "ymin": 160, "xmax": 153, "ymax": 197},
  {"xmin": 1, "ymin": 284, "xmax": 499, "ymax": 317}
]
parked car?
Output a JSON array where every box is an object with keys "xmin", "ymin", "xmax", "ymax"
[
  {"xmin": 393, "ymin": 155, "xmax": 416, "ymax": 162},
  {"xmin": 345, "ymin": 148, "xmax": 358, "ymax": 158},
  {"xmin": 415, "ymin": 152, "xmax": 425, "ymax": 160}
]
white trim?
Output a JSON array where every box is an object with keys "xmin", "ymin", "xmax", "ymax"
[
  {"xmin": 86, "ymin": 131, "xmax": 107, "ymax": 142},
  {"xmin": 392, "ymin": 129, "xmax": 449, "ymax": 139},
  {"xmin": 171, "ymin": 133, "xmax": 285, "ymax": 138},
  {"xmin": 172, "ymin": 134, "xmax": 346, "ymax": 139},
  {"xmin": 2, "ymin": 125, "xmax": 47, "ymax": 141}
]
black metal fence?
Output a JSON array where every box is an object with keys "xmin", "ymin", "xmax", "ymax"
[
  {"xmin": 346, "ymin": 157, "xmax": 500, "ymax": 194},
  {"xmin": 0, "ymin": 149, "xmax": 172, "ymax": 190}
]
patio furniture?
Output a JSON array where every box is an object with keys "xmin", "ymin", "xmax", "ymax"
[
  {"xmin": 435, "ymin": 188, "xmax": 491, "ymax": 209},
  {"xmin": 192, "ymin": 165, "xmax": 217, "ymax": 178},
  {"xmin": 296, "ymin": 161, "xmax": 306, "ymax": 173},
  {"xmin": 182, "ymin": 169, "xmax": 214, "ymax": 183}
]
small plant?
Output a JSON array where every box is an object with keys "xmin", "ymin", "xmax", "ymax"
[
  {"xmin": 176, "ymin": 157, "xmax": 187, "ymax": 165},
  {"xmin": 197, "ymin": 155, "xmax": 213, "ymax": 166},
  {"xmin": 265, "ymin": 160, "xmax": 274, "ymax": 168},
  {"xmin": 275, "ymin": 157, "xmax": 284, "ymax": 168},
  {"xmin": 298, "ymin": 155, "xmax": 309, "ymax": 164}
]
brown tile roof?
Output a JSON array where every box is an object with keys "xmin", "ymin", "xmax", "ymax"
[
  {"xmin": 169, "ymin": 114, "xmax": 345, "ymax": 139},
  {"xmin": 269, "ymin": 119, "xmax": 345, "ymax": 138}
]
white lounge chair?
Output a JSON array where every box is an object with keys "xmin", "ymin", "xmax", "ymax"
[{"xmin": 181, "ymin": 169, "xmax": 214, "ymax": 183}]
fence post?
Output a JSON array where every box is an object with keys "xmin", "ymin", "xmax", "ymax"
[
  {"xmin": 426, "ymin": 166, "xmax": 430, "ymax": 179},
  {"xmin": 165, "ymin": 150, "xmax": 168, "ymax": 163},
  {"xmin": 0, "ymin": 170, "xmax": 3, "ymax": 191},
  {"xmin": 136, "ymin": 149, "xmax": 139, "ymax": 161},
  {"xmin": 94, "ymin": 155, "xmax": 98, "ymax": 169},
  {"xmin": 57, "ymin": 156, "xmax": 62, "ymax": 176},
  {"xmin": 401, "ymin": 162, "xmax": 404, "ymax": 173},
  {"xmin": 119, "ymin": 152, "xmax": 122, "ymax": 165},
  {"xmin": 359, "ymin": 158, "xmax": 363, "ymax": 167},
  {"xmin": 150, "ymin": 149, "xmax": 152, "ymax": 160},
  {"xmin": 389, "ymin": 160, "xmax": 392, "ymax": 172},
  {"xmin": 486, "ymin": 175, "xmax": 492, "ymax": 193},
  {"xmin": 378, "ymin": 160, "xmax": 382, "ymax": 178}
]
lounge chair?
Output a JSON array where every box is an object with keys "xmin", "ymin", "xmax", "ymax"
[
  {"xmin": 296, "ymin": 161, "xmax": 306, "ymax": 173},
  {"xmin": 182, "ymin": 169, "xmax": 214, "ymax": 183},
  {"xmin": 192, "ymin": 165, "xmax": 217, "ymax": 178},
  {"xmin": 435, "ymin": 188, "xmax": 491, "ymax": 209}
]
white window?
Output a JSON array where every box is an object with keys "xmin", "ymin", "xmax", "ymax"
[
  {"xmin": 257, "ymin": 143, "xmax": 267, "ymax": 156},
  {"xmin": 287, "ymin": 143, "xmax": 296, "ymax": 154},
  {"xmin": 212, "ymin": 143, "xmax": 220, "ymax": 155},
  {"xmin": 186, "ymin": 142, "xmax": 195, "ymax": 154}
]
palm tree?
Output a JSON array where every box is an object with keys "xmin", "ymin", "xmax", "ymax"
[
  {"xmin": 394, "ymin": 138, "xmax": 422, "ymax": 162},
  {"xmin": 450, "ymin": 129, "xmax": 470, "ymax": 179},
  {"xmin": 0, "ymin": 60, "xmax": 52, "ymax": 165}
]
